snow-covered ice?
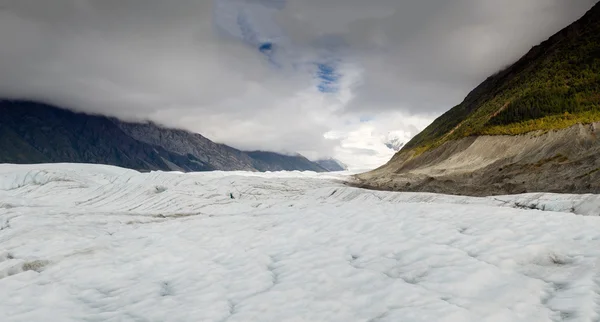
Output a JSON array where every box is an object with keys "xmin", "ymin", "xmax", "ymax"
[{"xmin": 1, "ymin": 163, "xmax": 600, "ymax": 322}]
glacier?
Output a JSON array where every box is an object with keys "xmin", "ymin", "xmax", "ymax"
[{"xmin": 1, "ymin": 163, "xmax": 600, "ymax": 321}]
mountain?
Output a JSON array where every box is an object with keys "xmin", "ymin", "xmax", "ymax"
[
  {"xmin": 245, "ymin": 151, "xmax": 327, "ymax": 172},
  {"xmin": 383, "ymin": 132, "xmax": 406, "ymax": 152},
  {"xmin": 0, "ymin": 100, "xmax": 329, "ymax": 173},
  {"xmin": 384, "ymin": 137, "xmax": 405, "ymax": 152},
  {"xmin": 315, "ymin": 158, "xmax": 348, "ymax": 172},
  {"xmin": 404, "ymin": 2, "xmax": 600, "ymax": 152},
  {"xmin": 357, "ymin": 2, "xmax": 600, "ymax": 196},
  {"xmin": 114, "ymin": 121, "xmax": 257, "ymax": 171}
]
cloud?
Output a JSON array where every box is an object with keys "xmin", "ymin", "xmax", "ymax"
[
  {"xmin": 0, "ymin": 0, "xmax": 596, "ymax": 169},
  {"xmin": 325, "ymin": 111, "xmax": 433, "ymax": 171}
]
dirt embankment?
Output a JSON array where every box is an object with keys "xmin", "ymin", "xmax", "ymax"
[{"xmin": 354, "ymin": 122, "xmax": 600, "ymax": 196}]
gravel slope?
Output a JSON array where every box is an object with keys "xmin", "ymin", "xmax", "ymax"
[{"xmin": 357, "ymin": 122, "xmax": 600, "ymax": 196}]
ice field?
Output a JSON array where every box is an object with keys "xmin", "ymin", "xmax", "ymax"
[{"xmin": 2, "ymin": 164, "xmax": 600, "ymax": 321}]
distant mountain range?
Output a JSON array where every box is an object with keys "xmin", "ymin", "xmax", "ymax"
[
  {"xmin": 0, "ymin": 100, "xmax": 332, "ymax": 173},
  {"xmin": 315, "ymin": 158, "xmax": 347, "ymax": 172},
  {"xmin": 384, "ymin": 137, "xmax": 405, "ymax": 152}
]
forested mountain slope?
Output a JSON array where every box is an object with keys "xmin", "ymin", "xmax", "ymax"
[
  {"xmin": 406, "ymin": 1, "xmax": 600, "ymax": 154},
  {"xmin": 357, "ymin": 2, "xmax": 600, "ymax": 195}
]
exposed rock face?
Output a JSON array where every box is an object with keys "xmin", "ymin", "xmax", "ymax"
[
  {"xmin": 0, "ymin": 100, "xmax": 329, "ymax": 173},
  {"xmin": 115, "ymin": 122, "xmax": 257, "ymax": 171},
  {"xmin": 356, "ymin": 122, "xmax": 600, "ymax": 196},
  {"xmin": 245, "ymin": 151, "xmax": 327, "ymax": 172},
  {"xmin": 315, "ymin": 158, "xmax": 348, "ymax": 172},
  {"xmin": 0, "ymin": 101, "xmax": 214, "ymax": 172}
]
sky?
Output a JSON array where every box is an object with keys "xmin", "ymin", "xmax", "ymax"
[{"xmin": 0, "ymin": 0, "xmax": 597, "ymax": 170}]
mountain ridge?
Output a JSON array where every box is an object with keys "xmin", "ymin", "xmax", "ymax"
[
  {"xmin": 0, "ymin": 100, "xmax": 329, "ymax": 173},
  {"xmin": 403, "ymin": 1, "xmax": 600, "ymax": 154},
  {"xmin": 357, "ymin": 1, "xmax": 600, "ymax": 195},
  {"xmin": 315, "ymin": 158, "xmax": 347, "ymax": 172}
]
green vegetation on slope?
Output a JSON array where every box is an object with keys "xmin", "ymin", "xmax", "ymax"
[{"xmin": 404, "ymin": 2, "xmax": 600, "ymax": 153}]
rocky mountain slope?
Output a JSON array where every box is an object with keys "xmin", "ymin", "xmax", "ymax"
[
  {"xmin": 115, "ymin": 122, "xmax": 258, "ymax": 171},
  {"xmin": 405, "ymin": 1, "xmax": 600, "ymax": 153},
  {"xmin": 357, "ymin": 2, "xmax": 600, "ymax": 195},
  {"xmin": 0, "ymin": 100, "xmax": 328, "ymax": 173},
  {"xmin": 245, "ymin": 151, "xmax": 327, "ymax": 172},
  {"xmin": 315, "ymin": 158, "xmax": 348, "ymax": 172}
]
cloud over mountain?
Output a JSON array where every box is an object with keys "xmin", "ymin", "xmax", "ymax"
[{"xmin": 0, "ymin": 0, "xmax": 596, "ymax": 169}]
